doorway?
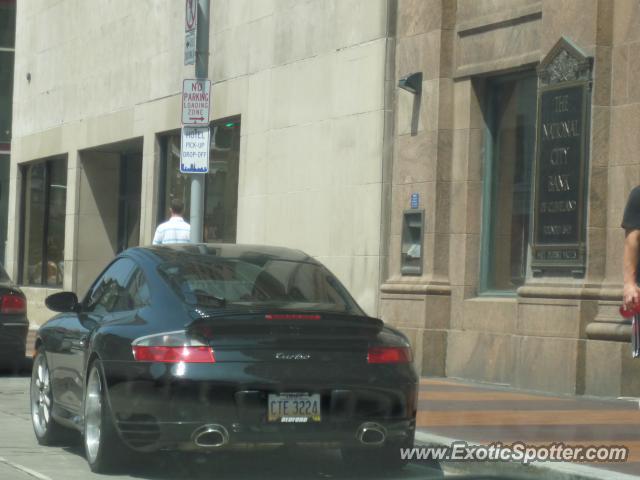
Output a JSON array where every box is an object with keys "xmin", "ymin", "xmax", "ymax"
[{"xmin": 77, "ymin": 138, "xmax": 142, "ymax": 292}]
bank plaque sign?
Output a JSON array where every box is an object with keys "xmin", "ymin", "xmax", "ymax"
[{"xmin": 532, "ymin": 38, "xmax": 592, "ymax": 277}]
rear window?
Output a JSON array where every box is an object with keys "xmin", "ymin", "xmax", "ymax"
[{"xmin": 157, "ymin": 257, "xmax": 361, "ymax": 314}]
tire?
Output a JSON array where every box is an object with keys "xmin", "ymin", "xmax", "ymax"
[
  {"xmin": 83, "ymin": 361, "xmax": 128, "ymax": 473},
  {"xmin": 30, "ymin": 348, "xmax": 70, "ymax": 445}
]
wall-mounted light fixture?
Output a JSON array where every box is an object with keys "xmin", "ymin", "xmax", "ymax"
[{"xmin": 398, "ymin": 72, "xmax": 422, "ymax": 95}]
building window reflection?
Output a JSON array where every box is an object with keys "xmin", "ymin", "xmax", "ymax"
[
  {"xmin": 158, "ymin": 119, "xmax": 240, "ymax": 243},
  {"xmin": 20, "ymin": 158, "xmax": 67, "ymax": 286},
  {"xmin": 0, "ymin": 0, "xmax": 15, "ymax": 145},
  {"xmin": 480, "ymin": 73, "xmax": 537, "ymax": 293},
  {"xmin": 0, "ymin": 0, "xmax": 15, "ymax": 266}
]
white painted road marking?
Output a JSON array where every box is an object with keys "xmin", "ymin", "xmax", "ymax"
[{"xmin": 0, "ymin": 456, "xmax": 52, "ymax": 480}]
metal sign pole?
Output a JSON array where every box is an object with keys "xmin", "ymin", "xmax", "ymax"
[{"xmin": 189, "ymin": 0, "xmax": 209, "ymax": 243}]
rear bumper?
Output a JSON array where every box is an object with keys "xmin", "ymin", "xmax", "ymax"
[
  {"xmin": 101, "ymin": 360, "xmax": 418, "ymax": 452},
  {"xmin": 0, "ymin": 319, "xmax": 28, "ymax": 361},
  {"xmin": 115, "ymin": 418, "xmax": 415, "ymax": 452}
]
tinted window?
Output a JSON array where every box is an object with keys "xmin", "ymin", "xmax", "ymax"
[
  {"xmin": 85, "ymin": 258, "xmax": 138, "ymax": 314},
  {"xmin": 128, "ymin": 268, "xmax": 151, "ymax": 308},
  {"xmin": 158, "ymin": 257, "xmax": 360, "ymax": 314},
  {"xmin": 20, "ymin": 158, "xmax": 67, "ymax": 286},
  {"xmin": 480, "ymin": 73, "xmax": 537, "ymax": 292}
]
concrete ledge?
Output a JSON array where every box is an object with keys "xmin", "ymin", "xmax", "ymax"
[
  {"xmin": 414, "ymin": 431, "xmax": 635, "ymax": 480},
  {"xmin": 454, "ymin": 51, "xmax": 540, "ymax": 79},
  {"xmin": 517, "ymin": 285, "xmax": 622, "ymax": 301},
  {"xmin": 380, "ymin": 281, "xmax": 452, "ymax": 295},
  {"xmin": 456, "ymin": 3, "xmax": 542, "ymax": 37}
]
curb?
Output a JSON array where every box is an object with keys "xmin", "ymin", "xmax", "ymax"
[{"xmin": 414, "ymin": 431, "xmax": 639, "ymax": 480}]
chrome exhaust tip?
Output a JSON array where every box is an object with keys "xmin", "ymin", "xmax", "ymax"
[
  {"xmin": 193, "ymin": 424, "xmax": 229, "ymax": 448},
  {"xmin": 356, "ymin": 422, "xmax": 386, "ymax": 446}
]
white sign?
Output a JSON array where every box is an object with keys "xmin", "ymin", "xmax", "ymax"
[
  {"xmin": 182, "ymin": 79, "xmax": 210, "ymax": 125},
  {"xmin": 184, "ymin": 30, "xmax": 196, "ymax": 65},
  {"xmin": 180, "ymin": 126, "xmax": 210, "ymax": 173},
  {"xmin": 185, "ymin": 0, "xmax": 197, "ymax": 32}
]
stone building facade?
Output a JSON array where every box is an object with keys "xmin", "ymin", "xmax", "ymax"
[
  {"xmin": 8, "ymin": 0, "xmax": 394, "ymax": 324},
  {"xmin": 380, "ymin": 0, "xmax": 640, "ymax": 397},
  {"xmin": 8, "ymin": 0, "xmax": 640, "ymax": 397}
]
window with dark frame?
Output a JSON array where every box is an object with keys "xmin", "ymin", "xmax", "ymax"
[
  {"xmin": 20, "ymin": 158, "xmax": 68, "ymax": 287},
  {"xmin": 84, "ymin": 258, "xmax": 147, "ymax": 314},
  {"xmin": 0, "ymin": 1, "xmax": 16, "ymax": 266},
  {"xmin": 0, "ymin": 0, "xmax": 15, "ymax": 145},
  {"xmin": 158, "ymin": 118, "xmax": 241, "ymax": 243},
  {"xmin": 480, "ymin": 72, "xmax": 537, "ymax": 293}
]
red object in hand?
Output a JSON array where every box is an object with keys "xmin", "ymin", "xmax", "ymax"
[{"xmin": 620, "ymin": 304, "xmax": 640, "ymax": 318}]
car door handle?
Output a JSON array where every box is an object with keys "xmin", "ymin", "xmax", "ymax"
[{"xmin": 71, "ymin": 337, "xmax": 88, "ymax": 349}]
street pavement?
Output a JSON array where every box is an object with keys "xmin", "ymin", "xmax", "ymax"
[
  {"xmin": 0, "ymin": 367, "xmax": 447, "ymax": 480},
  {"xmin": 417, "ymin": 377, "xmax": 640, "ymax": 479},
  {"xmin": 5, "ymin": 364, "xmax": 640, "ymax": 479}
]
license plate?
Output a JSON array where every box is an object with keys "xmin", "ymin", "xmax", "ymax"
[{"xmin": 267, "ymin": 393, "xmax": 321, "ymax": 423}]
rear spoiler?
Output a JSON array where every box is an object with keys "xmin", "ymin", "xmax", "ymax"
[{"xmin": 186, "ymin": 311, "xmax": 384, "ymax": 341}]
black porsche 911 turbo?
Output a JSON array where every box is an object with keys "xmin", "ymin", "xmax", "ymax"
[{"xmin": 30, "ymin": 244, "xmax": 418, "ymax": 473}]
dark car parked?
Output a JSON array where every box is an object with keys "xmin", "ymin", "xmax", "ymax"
[
  {"xmin": 0, "ymin": 263, "xmax": 28, "ymax": 370},
  {"xmin": 30, "ymin": 244, "xmax": 418, "ymax": 473}
]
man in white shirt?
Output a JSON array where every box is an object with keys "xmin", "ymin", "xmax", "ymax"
[{"xmin": 152, "ymin": 199, "xmax": 192, "ymax": 245}]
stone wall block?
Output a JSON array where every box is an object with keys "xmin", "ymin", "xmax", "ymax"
[
  {"xmin": 514, "ymin": 336, "xmax": 580, "ymax": 394},
  {"xmin": 590, "ymin": 106, "xmax": 610, "ymax": 169},
  {"xmin": 446, "ymin": 330, "xmax": 514, "ymax": 385},
  {"xmin": 421, "ymin": 329, "xmax": 447, "ymax": 376},
  {"xmin": 394, "ymin": 131, "xmax": 437, "ymax": 184},
  {"xmin": 611, "ymin": 45, "xmax": 628, "ymax": 106},
  {"xmin": 541, "ymin": 0, "xmax": 597, "ymax": 55},
  {"xmin": 516, "ymin": 300, "xmax": 580, "ymax": 338},
  {"xmin": 397, "ymin": 0, "xmax": 442, "ymax": 37},
  {"xmin": 380, "ymin": 295, "xmax": 427, "ymax": 329},
  {"xmin": 462, "ymin": 298, "xmax": 517, "ymax": 334}
]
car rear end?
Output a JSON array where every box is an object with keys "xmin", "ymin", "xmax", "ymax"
[
  {"xmin": 103, "ymin": 250, "xmax": 417, "ymax": 453},
  {"xmin": 0, "ymin": 277, "xmax": 28, "ymax": 368},
  {"xmin": 105, "ymin": 312, "xmax": 417, "ymax": 453}
]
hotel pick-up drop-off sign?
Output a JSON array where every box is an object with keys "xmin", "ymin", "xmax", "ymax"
[
  {"xmin": 180, "ymin": 79, "xmax": 211, "ymax": 173},
  {"xmin": 180, "ymin": 126, "xmax": 210, "ymax": 173}
]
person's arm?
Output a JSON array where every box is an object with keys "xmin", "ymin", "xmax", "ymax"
[
  {"xmin": 624, "ymin": 229, "xmax": 640, "ymax": 309},
  {"xmin": 622, "ymin": 187, "xmax": 640, "ymax": 310}
]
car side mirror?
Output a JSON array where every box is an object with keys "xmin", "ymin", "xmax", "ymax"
[{"xmin": 45, "ymin": 292, "xmax": 80, "ymax": 313}]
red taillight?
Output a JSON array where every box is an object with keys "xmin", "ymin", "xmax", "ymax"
[
  {"xmin": 265, "ymin": 314, "xmax": 321, "ymax": 320},
  {"xmin": 1, "ymin": 294, "xmax": 26, "ymax": 314},
  {"xmin": 367, "ymin": 346, "xmax": 412, "ymax": 364},
  {"xmin": 132, "ymin": 345, "xmax": 215, "ymax": 363}
]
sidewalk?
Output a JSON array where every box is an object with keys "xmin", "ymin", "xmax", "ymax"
[{"xmin": 416, "ymin": 377, "xmax": 640, "ymax": 478}]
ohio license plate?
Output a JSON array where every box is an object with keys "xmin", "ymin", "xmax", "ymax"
[{"xmin": 267, "ymin": 393, "xmax": 321, "ymax": 423}]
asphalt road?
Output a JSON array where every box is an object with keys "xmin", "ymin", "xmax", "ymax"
[{"xmin": 0, "ymin": 368, "xmax": 447, "ymax": 480}]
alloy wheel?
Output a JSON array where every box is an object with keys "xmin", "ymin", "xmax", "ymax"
[
  {"xmin": 84, "ymin": 366, "xmax": 103, "ymax": 464},
  {"xmin": 31, "ymin": 353, "xmax": 52, "ymax": 438}
]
